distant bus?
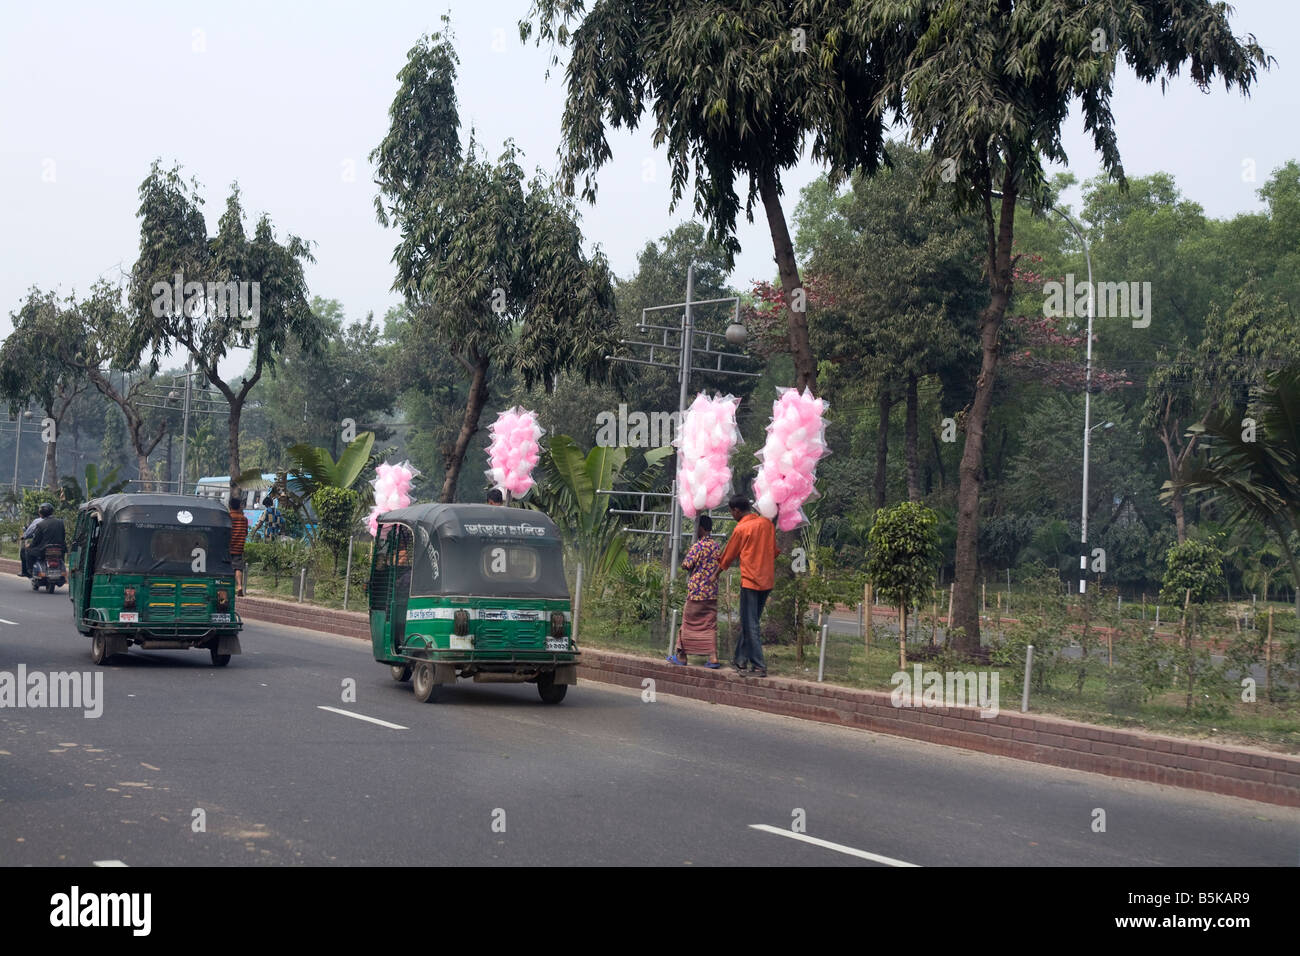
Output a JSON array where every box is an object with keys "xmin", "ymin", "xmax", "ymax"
[{"xmin": 193, "ymin": 474, "xmax": 316, "ymax": 541}]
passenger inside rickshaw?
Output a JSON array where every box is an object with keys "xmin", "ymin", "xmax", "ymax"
[{"xmin": 378, "ymin": 525, "xmax": 414, "ymax": 649}]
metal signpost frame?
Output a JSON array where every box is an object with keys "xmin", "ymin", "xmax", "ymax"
[{"xmin": 604, "ymin": 261, "xmax": 759, "ymax": 583}]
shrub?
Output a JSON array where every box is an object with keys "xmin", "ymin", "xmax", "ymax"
[{"xmin": 313, "ymin": 486, "xmax": 360, "ymax": 571}]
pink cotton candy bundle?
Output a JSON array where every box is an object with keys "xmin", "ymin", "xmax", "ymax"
[
  {"xmin": 367, "ymin": 459, "xmax": 421, "ymax": 535},
  {"xmin": 752, "ymin": 386, "xmax": 829, "ymax": 532},
  {"xmin": 675, "ymin": 392, "xmax": 742, "ymax": 518},
  {"xmin": 485, "ymin": 406, "xmax": 544, "ymax": 500}
]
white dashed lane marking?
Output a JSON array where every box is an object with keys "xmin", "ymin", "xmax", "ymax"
[
  {"xmin": 316, "ymin": 706, "xmax": 408, "ymax": 731},
  {"xmin": 749, "ymin": 824, "xmax": 921, "ymax": 866}
]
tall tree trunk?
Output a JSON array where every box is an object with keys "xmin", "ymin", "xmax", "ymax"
[
  {"xmin": 875, "ymin": 387, "xmax": 894, "ymax": 509},
  {"xmin": 905, "ymin": 374, "xmax": 920, "ymax": 502},
  {"xmin": 1159, "ymin": 429, "xmax": 1189, "ymax": 543},
  {"xmin": 136, "ymin": 453, "xmax": 153, "ymax": 493},
  {"xmin": 441, "ymin": 353, "xmax": 490, "ymax": 503},
  {"xmin": 757, "ymin": 168, "xmax": 816, "ymax": 394},
  {"xmin": 951, "ymin": 182, "xmax": 1019, "ymax": 656},
  {"xmin": 227, "ymin": 402, "xmax": 242, "ymax": 486}
]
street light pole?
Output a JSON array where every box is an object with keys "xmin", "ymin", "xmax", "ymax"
[
  {"xmin": 11, "ymin": 412, "xmax": 23, "ymax": 494},
  {"xmin": 668, "ymin": 262, "xmax": 696, "ymax": 579},
  {"xmin": 994, "ymin": 190, "xmax": 1095, "ymax": 595},
  {"xmin": 178, "ymin": 357, "xmax": 193, "ymax": 493},
  {"xmin": 1074, "ymin": 222, "xmax": 1095, "ymax": 596}
]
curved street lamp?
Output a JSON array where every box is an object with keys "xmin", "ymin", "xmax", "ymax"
[{"xmin": 992, "ymin": 190, "xmax": 1095, "ymax": 595}]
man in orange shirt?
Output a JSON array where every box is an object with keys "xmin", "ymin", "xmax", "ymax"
[
  {"xmin": 714, "ymin": 494, "xmax": 777, "ymax": 678},
  {"xmin": 228, "ymin": 495, "xmax": 249, "ymax": 596}
]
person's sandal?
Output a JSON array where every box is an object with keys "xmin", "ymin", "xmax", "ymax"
[
  {"xmin": 666, "ymin": 654, "xmax": 687, "ymax": 665},
  {"xmin": 704, "ymin": 661, "xmax": 721, "ymax": 669}
]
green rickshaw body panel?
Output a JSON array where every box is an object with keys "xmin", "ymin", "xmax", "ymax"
[
  {"xmin": 71, "ymin": 494, "xmax": 243, "ymax": 643},
  {"xmin": 368, "ymin": 504, "xmax": 576, "ymax": 673}
]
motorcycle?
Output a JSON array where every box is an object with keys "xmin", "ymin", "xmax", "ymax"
[{"xmin": 30, "ymin": 543, "xmax": 66, "ymax": 593}]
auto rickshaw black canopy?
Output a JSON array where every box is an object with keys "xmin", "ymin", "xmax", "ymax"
[
  {"xmin": 376, "ymin": 503, "xmax": 569, "ymax": 599},
  {"xmin": 83, "ymin": 493, "xmax": 235, "ymax": 576}
]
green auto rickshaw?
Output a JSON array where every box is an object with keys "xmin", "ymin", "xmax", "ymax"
[
  {"xmin": 369, "ymin": 503, "xmax": 577, "ymax": 704},
  {"xmin": 69, "ymin": 494, "xmax": 243, "ymax": 666}
]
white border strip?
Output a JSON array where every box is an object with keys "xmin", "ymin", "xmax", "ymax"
[
  {"xmin": 93, "ymin": 860, "xmax": 129, "ymax": 867},
  {"xmin": 317, "ymin": 706, "xmax": 408, "ymax": 731},
  {"xmin": 749, "ymin": 824, "xmax": 920, "ymax": 867}
]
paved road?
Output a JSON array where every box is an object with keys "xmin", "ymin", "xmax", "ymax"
[{"xmin": 1, "ymin": 574, "xmax": 1296, "ymax": 866}]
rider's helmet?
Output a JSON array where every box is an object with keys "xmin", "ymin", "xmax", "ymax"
[{"xmin": 38, "ymin": 502, "xmax": 54, "ymax": 517}]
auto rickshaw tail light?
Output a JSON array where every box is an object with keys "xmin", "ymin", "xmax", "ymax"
[
  {"xmin": 453, "ymin": 610, "xmax": 470, "ymax": 635},
  {"xmin": 550, "ymin": 611, "xmax": 565, "ymax": 638},
  {"xmin": 216, "ymin": 589, "xmax": 229, "ymax": 610},
  {"xmin": 123, "ymin": 586, "xmax": 137, "ymax": 610}
]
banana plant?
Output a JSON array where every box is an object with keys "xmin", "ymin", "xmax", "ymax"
[
  {"xmin": 285, "ymin": 432, "xmax": 376, "ymax": 498},
  {"xmin": 527, "ymin": 434, "xmax": 672, "ymax": 587},
  {"xmin": 59, "ymin": 463, "xmax": 130, "ymax": 506}
]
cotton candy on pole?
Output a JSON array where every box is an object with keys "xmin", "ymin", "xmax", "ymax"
[
  {"xmin": 367, "ymin": 459, "xmax": 421, "ymax": 536},
  {"xmin": 752, "ymin": 387, "xmax": 829, "ymax": 532},
  {"xmin": 485, "ymin": 406, "xmax": 544, "ymax": 500},
  {"xmin": 675, "ymin": 392, "xmax": 742, "ymax": 518}
]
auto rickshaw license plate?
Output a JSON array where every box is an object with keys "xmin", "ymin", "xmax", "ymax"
[
  {"xmin": 211, "ymin": 613, "xmax": 231, "ymax": 622},
  {"xmin": 546, "ymin": 637, "xmax": 569, "ymax": 651},
  {"xmin": 119, "ymin": 612, "xmax": 139, "ymax": 622}
]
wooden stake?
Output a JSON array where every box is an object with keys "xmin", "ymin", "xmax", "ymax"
[
  {"xmin": 865, "ymin": 582, "xmax": 873, "ymax": 649},
  {"xmin": 946, "ymin": 583, "xmax": 954, "ymax": 642},
  {"xmin": 899, "ymin": 606, "xmax": 907, "ymax": 671},
  {"xmin": 1266, "ymin": 606, "xmax": 1274, "ymax": 702}
]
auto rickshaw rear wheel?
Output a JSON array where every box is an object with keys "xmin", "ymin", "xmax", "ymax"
[
  {"xmin": 412, "ymin": 662, "xmax": 440, "ymax": 702},
  {"xmin": 537, "ymin": 671, "xmax": 567, "ymax": 705},
  {"xmin": 390, "ymin": 664, "xmax": 412, "ymax": 682},
  {"xmin": 210, "ymin": 647, "xmax": 231, "ymax": 667},
  {"xmin": 91, "ymin": 632, "xmax": 109, "ymax": 666}
]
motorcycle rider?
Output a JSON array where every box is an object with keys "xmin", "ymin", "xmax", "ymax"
[{"xmin": 24, "ymin": 502, "xmax": 66, "ymax": 578}]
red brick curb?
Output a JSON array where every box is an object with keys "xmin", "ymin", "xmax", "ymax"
[{"xmin": 8, "ymin": 555, "xmax": 1295, "ymax": 808}]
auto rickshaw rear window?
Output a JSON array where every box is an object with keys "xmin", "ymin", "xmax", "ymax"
[{"xmin": 481, "ymin": 545, "xmax": 539, "ymax": 582}]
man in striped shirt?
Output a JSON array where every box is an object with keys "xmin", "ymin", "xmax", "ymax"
[{"xmin": 229, "ymin": 495, "xmax": 249, "ymax": 596}]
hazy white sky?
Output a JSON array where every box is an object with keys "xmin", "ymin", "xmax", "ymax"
[{"xmin": 2, "ymin": 1, "xmax": 1296, "ymax": 378}]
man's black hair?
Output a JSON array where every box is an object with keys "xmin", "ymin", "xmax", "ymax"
[
  {"xmin": 728, "ymin": 494, "xmax": 752, "ymax": 513},
  {"xmin": 487, "ymin": 488, "xmax": 504, "ymax": 504},
  {"xmin": 229, "ymin": 495, "xmax": 243, "ymax": 509},
  {"xmin": 696, "ymin": 514, "xmax": 713, "ymax": 536},
  {"xmin": 263, "ymin": 495, "xmax": 274, "ymax": 508}
]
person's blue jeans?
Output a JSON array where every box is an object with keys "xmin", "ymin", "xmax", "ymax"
[{"xmin": 734, "ymin": 587, "xmax": 770, "ymax": 669}]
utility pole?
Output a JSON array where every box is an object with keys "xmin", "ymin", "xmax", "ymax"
[{"xmin": 603, "ymin": 262, "xmax": 757, "ymax": 582}]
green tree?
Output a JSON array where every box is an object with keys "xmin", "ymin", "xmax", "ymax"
[
  {"xmin": 372, "ymin": 26, "xmax": 624, "ymax": 502},
  {"xmin": 313, "ymin": 485, "xmax": 361, "ymax": 572},
  {"xmin": 0, "ymin": 288, "xmax": 89, "ymax": 489},
  {"xmin": 1170, "ymin": 367, "xmax": 1300, "ymax": 617},
  {"xmin": 246, "ymin": 298, "xmax": 396, "ymax": 462},
  {"xmin": 865, "ymin": 501, "xmax": 942, "ymax": 669},
  {"xmin": 1145, "ymin": 276, "xmax": 1300, "ymax": 542},
  {"xmin": 795, "ymin": 145, "xmax": 985, "ymax": 502},
  {"xmin": 522, "ymin": 2, "xmax": 910, "ymax": 393},
  {"xmin": 1160, "ymin": 537, "xmax": 1224, "ymax": 709},
  {"xmin": 126, "ymin": 161, "xmax": 322, "ymax": 485},
  {"xmin": 872, "ymin": 0, "xmax": 1269, "ymax": 653}
]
